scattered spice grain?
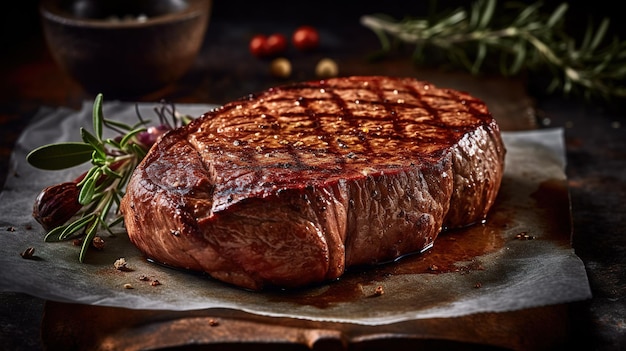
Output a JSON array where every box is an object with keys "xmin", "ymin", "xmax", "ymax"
[
  {"xmin": 92, "ymin": 236, "xmax": 105, "ymax": 250},
  {"xmin": 114, "ymin": 258, "xmax": 133, "ymax": 271},
  {"xmin": 515, "ymin": 232, "xmax": 535, "ymax": 240},
  {"xmin": 20, "ymin": 247, "xmax": 35, "ymax": 259}
]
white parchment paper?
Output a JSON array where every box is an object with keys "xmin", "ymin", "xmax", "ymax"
[{"xmin": 0, "ymin": 101, "xmax": 591, "ymax": 325}]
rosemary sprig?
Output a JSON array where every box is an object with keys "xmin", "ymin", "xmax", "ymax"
[
  {"xmin": 27, "ymin": 94, "xmax": 192, "ymax": 262},
  {"xmin": 361, "ymin": 0, "xmax": 626, "ymax": 100}
]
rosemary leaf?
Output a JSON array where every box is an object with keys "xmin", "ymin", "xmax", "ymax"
[
  {"xmin": 102, "ymin": 165, "xmax": 123, "ymax": 179},
  {"xmin": 77, "ymin": 166, "xmax": 98, "ymax": 187},
  {"xmin": 108, "ymin": 215, "xmax": 124, "ymax": 228},
  {"xmin": 92, "ymin": 93, "xmax": 104, "ymax": 140},
  {"xmin": 103, "ymin": 117, "xmax": 141, "ymax": 131},
  {"xmin": 78, "ymin": 175, "xmax": 97, "ymax": 205},
  {"xmin": 546, "ymin": 3, "xmax": 567, "ymax": 28},
  {"xmin": 44, "ymin": 225, "xmax": 69, "ymax": 242},
  {"xmin": 130, "ymin": 143, "xmax": 147, "ymax": 159},
  {"xmin": 26, "ymin": 142, "xmax": 94, "ymax": 170},
  {"xmin": 59, "ymin": 214, "xmax": 96, "ymax": 241},
  {"xmin": 477, "ymin": 0, "xmax": 495, "ymax": 29},
  {"xmin": 79, "ymin": 220, "xmax": 99, "ymax": 263},
  {"xmin": 80, "ymin": 128, "xmax": 106, "ymax": 159},
  {"xmin": 589, "ymin": 19, "xmax": 610, "ymax": 52},
  {"xmin": 104, "ymin": 138, "xmax": 122, "ymax": 150},
  {"xmin": 119, "ymin": 127, "xmax": 147, "ymax": 148}
]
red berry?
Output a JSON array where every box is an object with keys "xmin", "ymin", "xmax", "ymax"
[
  {"xmin": 292, "ymin": 26, "xmax": 319, "ymax": 51},
  {"xmin": 249, "ymin": 34, "xmax": 268, "ymax": 57},
  {"xmin": 265, "ymin": 33, "xmax": 288, "ymax": 56}
]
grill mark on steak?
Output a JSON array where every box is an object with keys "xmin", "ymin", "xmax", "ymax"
[
  {"xmin": 121, "ymin": 76, "xmax": 505, "ymax": 290},
  {"xmin": 374, "ymin": 79, "xmax": 404, "ymax": 139},
  {"xmin": 322, "ymin": 85, "xmax": 376, "ymax": 157}
]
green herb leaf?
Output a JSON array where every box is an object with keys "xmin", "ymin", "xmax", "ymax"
[
  {"xmin": 477, "ymin": 0, "xmax": 495, "ymax": 29},
  {"xmin": 93, "ymin": 93, "xmax": 104, "ymax": 140},
  {"xmin": 44, "ymin": 225, "xmax": 69, "ymax": 242},
  {"xmin": 59, "ymin": 214, "xmax": 96, "ymax": 241},
  {"xmin": 104, "ymin": 138, "xmax": 122, "ymax": 150},
  {"xmin": 77, "ymin": 166, "xmax": 98, "ymax": 187},
  {"xmin": 546, "ymin": 3, "xmax": 568, "ymax": 28},
  {"xmin": 78, "ymin": 174, "xmax": 97, "ymax": 205},
  {"xmin": 130, "ymin": 143, "xmax": 147, "ymax": 159},
  {"xmin": 79, "ymin": 220, "xmax": 99, "ymax": 263},
  {"xmin": 589, "ymin": 19, "xmax": 610, "ymax": 52},
  {"xmin": 108, "ymin": 215, "xmax": 124, "ymax": 228},
  {"xmin": 104, "ymin": 117, "xmax": 146, "ymax": 131},
  {"xmin": 102, "ymin": 165, "xmax": 123, "ymax": 179},
  {"xmin": 80, "ymin": 127, "xmax": 106, "ymax": 159},
  {"xmin": 119, "ymin": 127, "xmax": 146, "ymax": 148},
  {"xmin": 26, "ymin": 142, "xmax": 94, "ymax": 170}
]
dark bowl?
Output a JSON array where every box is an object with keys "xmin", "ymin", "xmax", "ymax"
[{"xmin": 40, "ymin": 0, "xmax": 211, "ymax": 97}]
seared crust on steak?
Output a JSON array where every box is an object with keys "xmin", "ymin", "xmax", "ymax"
[{"xmin": 120, "ymin": 76, "xmax": 506, "ymax": 290}]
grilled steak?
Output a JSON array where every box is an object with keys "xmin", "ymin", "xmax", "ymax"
[{"xmin": 120, "ymin": 76, "xmax": 506, "ymax": 290}]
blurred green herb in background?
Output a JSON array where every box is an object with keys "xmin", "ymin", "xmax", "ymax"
[{"xmin": 361, "ymin": 0, "xmax": 626, "ymax": 101}]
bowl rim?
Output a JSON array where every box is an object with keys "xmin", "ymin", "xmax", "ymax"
[{"xmin": 39, "ymin": 0, "xmax": 211, "ymax": 28}]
